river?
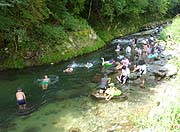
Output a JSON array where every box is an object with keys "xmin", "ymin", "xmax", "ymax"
[{"xmin": 0, "ymin": 29, "xmax": 160, "ymax": 132}]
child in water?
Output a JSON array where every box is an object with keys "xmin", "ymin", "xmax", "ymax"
[
  {"xmin": 63, "ymin": 67, "xmax": 73, "ymax": 73},
  {"xmin": 41, "ymin": 75, "xmax": 50, "ymax": 90}
]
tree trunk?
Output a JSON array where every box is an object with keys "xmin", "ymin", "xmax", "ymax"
[{"xmin": 88, "ymin": 0, "xmax": 93, "ymax": 20}]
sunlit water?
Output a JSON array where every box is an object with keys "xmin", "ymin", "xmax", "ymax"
[
  {"xmin": 0, "ymin": 45, "xmax": 117, "ymax": 123},
  {"xmin": 0, "ymin": 33, "xmax": 159, "ymax": 132}
]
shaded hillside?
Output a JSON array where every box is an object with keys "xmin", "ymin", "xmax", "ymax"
[{"xmin": 0, "ymin": 0, "xmax": 179, "ymax": 69}]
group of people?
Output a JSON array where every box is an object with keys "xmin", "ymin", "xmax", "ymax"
[
  {"xmin": 97, "ymin": 35, "xmax": 161, "ymax": 100},
  {"xmin": 16, "ymin": 34, "xmax": 162, "ymax": 108},
  {"xmin": 16, "ymin": 75, "xmax": 50, "ymax": 110},
  {"xmin": 98, "ymin": 74, "xmax": 121, "ymax": 101}
]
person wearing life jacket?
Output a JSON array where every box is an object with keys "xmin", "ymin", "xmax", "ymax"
[{"xmin": 133, "ymin": 60, "xmax": 147, "ymax": 88}]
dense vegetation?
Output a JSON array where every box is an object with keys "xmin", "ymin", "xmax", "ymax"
[{"xmin": 0, "ymin": 0, "xmax": 180, "ymax": 69}]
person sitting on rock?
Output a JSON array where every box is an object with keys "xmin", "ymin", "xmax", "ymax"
[
  {"xmin": 99, "ymin": 74, "xmax": 111, "ymax": 94},
  {"xmin": 105, "ymin": 83, "xmax": 121, "ymax": 101},
  {"xmin": 116, "ymin": 65, "xmax": 130, "ymax": 84}
]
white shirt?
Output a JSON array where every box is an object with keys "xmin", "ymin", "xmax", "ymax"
[
  {"xmin": 126, "ymin": 46, "xmax": 131, "ymax": 54},
  {"xmin": 121, "ymin": 68, "xmax": 130, "ymax": 77},
  {"xmin": 137, "ymin": 64, "xmax": 146, "ymax": 74}
]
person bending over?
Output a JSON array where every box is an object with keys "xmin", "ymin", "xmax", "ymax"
[
  {"xmin": 133, "ymin": 60, "xmax": 147, "ymax": 88},
  {"xmin": 116, "ymin": 65, "xmax": 130, "ymax": 84}
]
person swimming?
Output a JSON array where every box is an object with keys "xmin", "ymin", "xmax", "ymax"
[
  {"xmin": 63, "ymin": 67, "xmax": 73, "ymax": 73},
  {"xmin": 84, "ymin": 62, "xmax": 93, "ymax": 68},
  {"xmin": 68, "ymin": 61, "xmax": 78, "ymax": 68},
  {"xmin": 41, "ymin": 75, "xmax": 50, "ymax": 90}
]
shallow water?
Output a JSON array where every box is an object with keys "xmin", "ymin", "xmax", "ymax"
[
  {"xmin": 0, "ymin": 44, "xmax": 117, "ymax": 125},
  {"xmin": 0, "ymin": 33, "xmax": 159, "ymax": 132}
]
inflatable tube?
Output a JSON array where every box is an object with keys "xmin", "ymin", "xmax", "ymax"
[
  {"xmin": 148, "ymin": 53, "xmax": 158, "ymax": 59},
  {"xmin": 91, "ymin": 90, "xmax": 127, "ymax": 100},
  {"xmin": 103, "ymin": 63, "xmax": 113, "ymax": 68}
]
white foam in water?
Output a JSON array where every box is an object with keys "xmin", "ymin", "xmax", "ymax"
[{"xmin": 68, "ymin": 62, "xmax": 93, "ymax": 68}]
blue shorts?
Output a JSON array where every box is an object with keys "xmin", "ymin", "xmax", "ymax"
[{"xmin": 17, "ymin": 99, "xmax": 26, "ymax": 105}]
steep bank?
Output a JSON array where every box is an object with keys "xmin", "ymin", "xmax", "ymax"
[
  {"xmin": 0, "ymin": 0, "xmax": 179, "ymax": 70},
  {"xmin": 0, "ymin": 17, "xmax": 167, "ymax": 70}
]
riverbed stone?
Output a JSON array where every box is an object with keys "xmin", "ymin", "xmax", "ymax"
[
  {"xmin": 129, "ymin": 72, "xmax": 138, "ymax": 80},
  {"xmin": 163, "ymin": 63, "xmax": 177, "ymax": 77}
]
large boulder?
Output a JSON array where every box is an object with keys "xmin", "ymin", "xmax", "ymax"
[
  {"xmin": 150, "ymin": 63, "xmax": 177, "ymax": 78},
  {"xmin": 163, "ymin": 63, "xmax": 178, "ymax": 77}
]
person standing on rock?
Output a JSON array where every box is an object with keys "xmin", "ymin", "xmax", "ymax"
[
  {"xmin": 133, "ymin": 60, "xmax": 147, "ymax": 88},
  {"xmin": 126, "ymin": 45, "xmax": 131, "ymax": 59},
  {"xmin": 115, "ymin": 44, "xmax": 121, "ymax": 56}
]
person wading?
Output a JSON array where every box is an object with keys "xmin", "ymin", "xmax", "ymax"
[{"xmin": 16, "ymin": 88, "xmax": 26, "ymax": 110}]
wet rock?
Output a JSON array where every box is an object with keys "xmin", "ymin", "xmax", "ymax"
[
  {"xmin": 147, "ymin": 75, "xmax": 156, "ymax": 82},
  {"xmin": 132, "ymin": 78, "xmax": 141, "ymax": 85},
  {"xmin": 153, "ymin": 70, "xmax": 166, "ymax": 78},
  {"xmin": 152, "ymin": 60, "xmax": 166, "ymax": 66},
  {"xmin": 149, "ymin": 62, "xmax": 177, "ymax": 78},
  {"xmin": 129, "ymin": 72, "xmax": 138, "ymax": 80}
]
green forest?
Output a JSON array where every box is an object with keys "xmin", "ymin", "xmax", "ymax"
[{"xmin": 0, "ymin": 0, "xmax": 180, "ymax": 69}]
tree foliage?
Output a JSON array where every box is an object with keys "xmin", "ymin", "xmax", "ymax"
[{"xmin": 0, "ymin": 0, "xmax": 180, "ymax": 67}]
